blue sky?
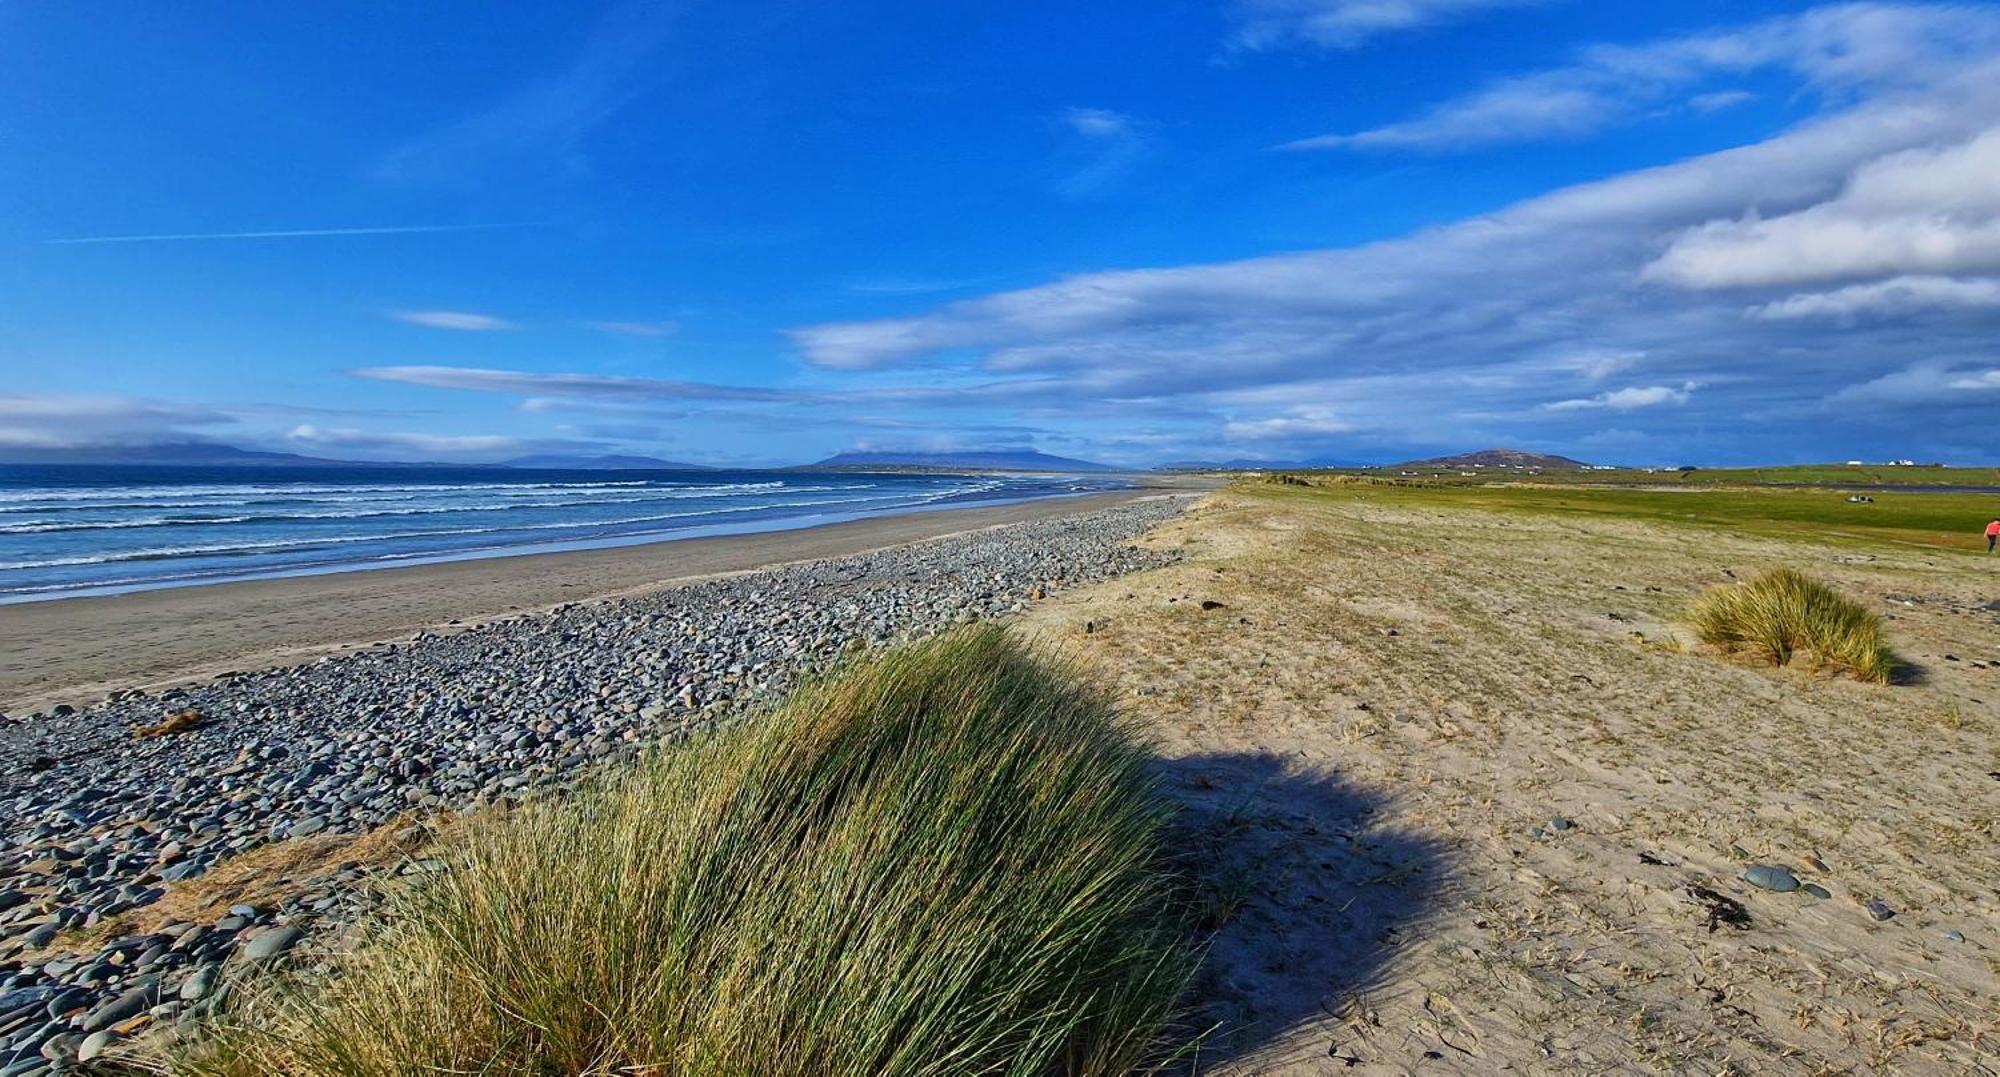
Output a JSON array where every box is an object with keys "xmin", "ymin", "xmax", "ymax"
[{"xmin": 4, "ymin": 1, "xmax": 1999, "ymax": 466}]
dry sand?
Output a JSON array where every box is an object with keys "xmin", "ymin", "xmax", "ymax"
[
  {"xmin": 1021, "ymin": 484, "xmax": 1998, "ymax": 1074},
  {"xmin": 0, "ymin": 490, "xmax": 1164, "ymax": 717}
]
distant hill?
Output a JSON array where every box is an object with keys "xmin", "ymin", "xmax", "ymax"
[
  {"xmin": 807, "ymin": 450, "xmax": 1117, "ymax": 473},
  {"xmin": 1155, "ymin": 458, "xmax": 1340, "ymax": 471},
  {"xmin": 0, "ymin": 442, "xmax": 370, "ymax": 467},
  {"xmin": 501, "ymin": 453, "xmax": 712, "ymax": 470},
  {"xmin": 1394, "ymin": 448, "xmax": 1592, "ymax": 471}
]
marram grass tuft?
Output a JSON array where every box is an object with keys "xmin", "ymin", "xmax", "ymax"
[
  {"xmin": 1685, "ymin": 568, "xmax": 1898, "ymax": 683},
  {"xmin": 170, "ymin": 627, "xmax": 1199, "ymax": 1076}
]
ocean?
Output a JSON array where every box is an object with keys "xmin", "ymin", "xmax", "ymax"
[{"xmin": 0, "ymin": 465, "xmax": 1125, "ymax": 602}]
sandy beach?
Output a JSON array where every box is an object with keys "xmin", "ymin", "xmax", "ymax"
[
  {"xmin": 0, "ymin": 489, "xmax": 1173, "ymax": 717},
  {"xmin": 1022, "ymin": 482, "xmax": 1998, "ymax": 1072}
]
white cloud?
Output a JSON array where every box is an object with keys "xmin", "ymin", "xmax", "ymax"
[
  {"xmin": 0, "ymin": 393, "xmax": 236, "ymax": 448},
  {"xmin": 1749, "ymin": 275, "xmax": 2000, "ymax": 319},
  {"xmin": 1224, "ymin": 408, "xmax": 1355, "ymax": 441},
  {"xmin": 354, "ymin": 365, "xmax": 793, "ymax": 402},
  {"xmin": 1052, "ymin": 108, "xmax": 1150, "ymax": 199},
  {"xmin": 1544, "ymin": 383, "xmax": 1697, "ymax": 412},
  {"xmin": 1063, "ymin": 107, "xmax": 1133, "ymax": 139},
  {"xmin": 284, "ymin": 424, "xmax": 540, "ymax": 456},
  {"xmin": 1689, "ymin": 90, "xmax": 1756, "ymax": 114},
  {"xmin": 783, "ymin": 11, "xmax": 2000, "ymax": 462},
  {"xmin": 373, "ymin": 1, "xmax": 680, "ymax": 184},
  {"xmin": 584, "ymin": 319, "xmax": 680, "ymax": 337},
  {"xmin": 1285, "ymin": 4, "xmax": 2000, "ymax": 151},
  {"xmin": 1829, "ymin": 360, "xmax": 2000, "ymax": 407},
  {"xmin": 1285, "ymin": 81, "xmax": 1617, "ymax": 150},
  {"xmin": 1231, "ymin": 0, "xmax": 1543, "ymax": 50},
  {"xmin": 394, "ymin": 310, "xmax": 517, "ymax": 331},
  {"xmin": 1647, "ymin": 128, "xmax": 2000, "ymax": 288}
]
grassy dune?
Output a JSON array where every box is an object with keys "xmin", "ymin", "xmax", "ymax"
[
  {"xmin": 1686, "ymin": 568, "xmax": 1900, "ymax": 682},
  {"xmin": 175, "ymin": 628, "xmax": 1197, "ymax": 1076}
]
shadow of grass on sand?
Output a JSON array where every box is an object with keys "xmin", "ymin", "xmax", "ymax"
[{"xmin": 1159, "ymin": 751, "xmax": 1452, "ymax": 1072}]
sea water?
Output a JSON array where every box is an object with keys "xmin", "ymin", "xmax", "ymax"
[{"xmin": 0, "ymin": 465, "xmax": 1120, "ymax": 601}]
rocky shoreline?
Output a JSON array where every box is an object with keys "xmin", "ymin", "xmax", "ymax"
[{"xmin": 0, "ymin": 496, "xmax": 1187, "ymax": 1072}]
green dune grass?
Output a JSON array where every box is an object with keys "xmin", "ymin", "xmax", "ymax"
[
  {"xmin": 1685, "ymin": 569, "xmax": 1899, "ymax": 683},
  {"xmin": 173, "ymin": 628, "xmax": 1198, "ymax": 1076}
]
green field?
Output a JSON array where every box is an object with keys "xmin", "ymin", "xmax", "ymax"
[
  {"xmin": 1339, "ymin": 463, "xmax": 2000, "ymax": 488},
  {"xmin": 1253, "ymin": 476, "xmax": 2000, "ymax": 552}
]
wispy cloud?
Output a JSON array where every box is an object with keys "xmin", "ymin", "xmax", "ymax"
[
  {"xmin": 0, "ymin": 393, "xmax": 238, "ymax": 448},
  {"xmin": 353, "ymin": 365, "xmax": 795, "ymax": 403},
  {"xmin": 1689, "ymin": 89, "xmax": 1756, "ymax": 113},
  {"xmin": 1230, "ymin": 0, "xmax": 1545, "ymax": 50},
  {"xmin": 42, "ymin": 223, "xmax": 523, "ymax": 246},
  {"xmin": 1223, "ymin": 408, "xmax": 1354, "ymax": 441},
  {"xmin": 786, "ymin": 5, "xmax": 2000, "ymax": 462},
  {"xmin": 1750, "ymin": 275, "xmax": 2000, "ymax": 320},
  {"xmin": 1646, "ymin": 128, "xmax": 2000, "ymax": 288},
  {"xmin": 1543, "ymin": 383, "xmax": 1697, "ymax": 412},
  {"xmin": 843, "ymin": 276, "xmax": 991, "ymax": 296},
  {"xmin": 1053, "ymin": 107, "xmax": 1150, "ymax": 199},
  {"xmin": 584, "ymin": 320, "xmax": 681, "ymax": 337},
  {"xmin": 1062, "ymin": 107, "xmax": 1134, "ymax": 139},
  {"xmin": 284, "ymin": 424, "xmax": 555, "ymax": 457},
  {"xmin": 1283, "ymin": 4, "xmax": 2000, "ymax": 151},
  {"xmin": 374, "ymin": 0, "xmax": 680, "ymax": 184},
  {"xmin": 393, "ymin": 310, "xmax": 518, "ymax": 331}
]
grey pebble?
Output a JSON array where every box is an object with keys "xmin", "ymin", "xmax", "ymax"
[
  {"xmin": 1801, "ymin": 883, "xmax": 1832, "ymax": 899},
  {"xmin": 240, "ymin": 926, "xmax": 304, "ymax": 963},
  {"xmin": 1743, "ymin": 864, "xmax": 1800, "ymax": 892},
  {"xmin": 79, "ymin": 986, "xmax": 149, "ymax": 1033},
  {"xmin": 1865, "ymin": 899, "xmax": 1896, "ymax": 921},
  {"xmin": 178, "ymin": 964, "xmax": 219, "ymax": 1002},
  {"xmin": 76, "ymin": 1029, "xmax": 116, "ymax": 1062}
]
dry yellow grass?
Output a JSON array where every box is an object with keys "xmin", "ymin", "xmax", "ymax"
[
  {"xmin": 131, "ymin": 708, "xmax": 206, "ymax": 739},
  {"xmin": 171, "ymin": 629, "xmax": 1199, "ymax": 1077},
  {"xmin": 1686, "ymin": 568, "xmax": 1899, "ymax": 682}
]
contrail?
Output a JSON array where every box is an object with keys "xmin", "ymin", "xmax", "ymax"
[{"xmin": 43, "ymin": 222, "xmax": 529, "ymax": 245}]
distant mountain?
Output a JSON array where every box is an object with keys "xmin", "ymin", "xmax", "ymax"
[
  {"xmin": 0, "ymin": 442, "xmax": 369, "ymax": 467},
  {"xmin": 1394, "ymin": 448, "xmax": 1592, "ymax": 471},
  {"xmin": 806, "ymin": 450, "xmax": 1117, "ymax": 473},
  {"xmin": 1155, "ymin": 458, "xmax": 1339, "ymax": 471},
  {"xmin": 501, "ymin": 453, "xmax": 712, "ymax": 470}
]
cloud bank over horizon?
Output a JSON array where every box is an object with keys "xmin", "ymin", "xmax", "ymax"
[
  {"xmin": 6, "ymin": 2, "xmax": 1999, "ymax": 466},
  {"xmin": 781, "ymin": 4, "xmax": 2000, "ymax": 465}
]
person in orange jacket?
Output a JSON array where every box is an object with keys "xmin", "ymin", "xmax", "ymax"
[{"xmin": 1986, "ymin": 519, "xmax": 1999, "ymax": 553}]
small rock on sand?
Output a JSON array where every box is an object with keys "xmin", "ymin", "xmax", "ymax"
[{"xmin": 1743, "ymin": 864, "xmax": 1800, "ymax": 892}]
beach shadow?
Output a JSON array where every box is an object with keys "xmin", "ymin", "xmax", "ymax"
[
  {"xmin": 1156, "ymin": 750, "xmax": 1452, "ymax": 1072},
  {"xmin": 1887, "ymin": 659, "xmax": 1927, "ymax": 686}
]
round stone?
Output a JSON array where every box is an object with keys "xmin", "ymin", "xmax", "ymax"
[
  {"xmin": 240, "ymin": 926, "xmax": 304, "ymax": 962},
  {"xmin": 1743, "ymin": 864, "xmax": 1800, "ymax": 892}
]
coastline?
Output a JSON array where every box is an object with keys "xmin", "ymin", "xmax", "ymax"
[{"xmin": 0, "ymin": 487, "xmax": 1194, "ymax": 716}]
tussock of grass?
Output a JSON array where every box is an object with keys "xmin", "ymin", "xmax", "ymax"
[
  {"xmin": 1685, "ymin": 569, "xmax": 1898, "ymax": 683},
  {"xmin": 174, "ymin": 627, "xmax": 1198, "ymax": 1076}
]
